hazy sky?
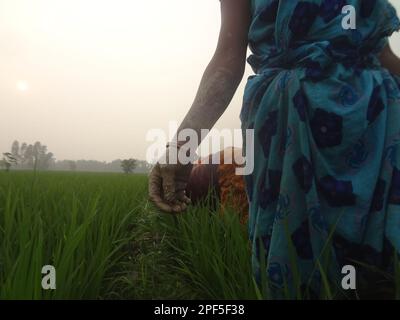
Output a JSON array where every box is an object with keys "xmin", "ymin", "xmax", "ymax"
[{"xmin": 1, "ymin": 0, "xmax": 400, "ymax": 162}]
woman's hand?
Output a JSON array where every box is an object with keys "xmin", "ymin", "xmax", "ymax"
[{"xmin": 148, "ymin": 150, "xmax": 193, "ymax": 213}]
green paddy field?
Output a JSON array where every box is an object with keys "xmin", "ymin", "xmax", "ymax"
[
  {"xmin": 0, "ymin": 171, "xmax": 256, "ymax": 300},
  {"xmin": 1, "ymin": 171, "xmax": 399, "ymax": 300}
]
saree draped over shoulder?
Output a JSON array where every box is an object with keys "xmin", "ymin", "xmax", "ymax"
[{"xmin": 241, "ymin": 0, "xmax": 400, "ymax": 296}]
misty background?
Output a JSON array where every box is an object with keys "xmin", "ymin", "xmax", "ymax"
[{"xmin": 2, "ymin": 0, "xmax": 400, "ymax": 172}]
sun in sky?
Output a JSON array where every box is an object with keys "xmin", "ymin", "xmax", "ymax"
[{"xmin": 17, "ymin": 80, "xmax": 29, "ymax": 92}]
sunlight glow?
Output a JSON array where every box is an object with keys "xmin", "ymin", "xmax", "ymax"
[{"xmin": 17, "ymin": 80, "xmax": 29, "ymax": 92}]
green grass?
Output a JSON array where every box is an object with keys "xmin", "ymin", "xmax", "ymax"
[
  {"xmin": 0, "ymin": 171, "xmax": 258, "ymax": 299},
  {"xmin": 0, "ymin": 171, "xmax": 149, "ymax": 299},
  {"xmin": 160, "ymin": 204, "xmax": 258, "ymax": 299},
  {"xmin": 0, "ymin": 171, "xmax": 399, "ymax": 300}
]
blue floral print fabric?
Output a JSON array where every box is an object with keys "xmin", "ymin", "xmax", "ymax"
[{"xmin": 241, "ymin": 0, "xmax": 400, "ymax": 297}]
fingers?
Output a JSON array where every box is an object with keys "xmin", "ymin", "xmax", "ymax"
[
  {"xmin": 174, "ymin": 177, "xmax": 191, "ymax": 211},
  {"xmin": 172, "ymin": 199, "xmax": 187, "ymax": 212},
  {"xmin": 162, "ymin": 174, "xmax": 176, "ymax": 203},
  {"xmin": 149, "ymin": 165, "xmax": 189, "ymax": 213},
  {"xmin": 168, "ymin": 190, "xmax": 191, "ymax": 213},
  {"xmin": 149, "ymin": 163, "xmax": 193, "ymax": 214},
  {"xmin": 148, "ymin": 165, "xmax": 173, "ymax": 213},
  {"xmin": 175, "ymin": 165, "xmax": 191, "ymax": 205},
  {"xmin": 177, "ymin": 190, "xmax": 191, "ymax": 205},
  {"xmin": 162, "ymin": 179, "xmax": 190, "ymax": 213},
  {"xmin": 153, "ymin": 196, "xmax": 175, "ymax": 213}
]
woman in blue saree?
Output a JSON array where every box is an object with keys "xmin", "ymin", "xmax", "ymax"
[{"xmin": 149, "ymin": 0, "xmax": 400, "ymax": 298}]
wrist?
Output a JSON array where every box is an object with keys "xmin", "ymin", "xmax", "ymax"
[
  {"xmin": 166, "ymin": 140, "xmax": 186, "ymax": 149},
  {"xmin": 165, "ymin": 140, "xmax": 199, "ymax": 164}
]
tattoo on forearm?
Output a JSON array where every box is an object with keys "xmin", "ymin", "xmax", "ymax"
[{"xmin": 177, "ymin": 62, "xmax": 241, "ymax": 141}]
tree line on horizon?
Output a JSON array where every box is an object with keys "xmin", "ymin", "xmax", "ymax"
[{"xmin": 1, "ymin": 140, "xmax": 151, "ymax": 174}]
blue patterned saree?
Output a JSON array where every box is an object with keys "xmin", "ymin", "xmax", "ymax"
[{"xmin": 241, "ymin": 0, "xmax": 400, "ymax": 297}]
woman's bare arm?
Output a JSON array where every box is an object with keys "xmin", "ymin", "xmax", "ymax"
[
  {"xmin": 380, "ymin": 44, "xmax": 400, "ymax": 76},
  {"xmin": 149, "ymin": 0, "xmax": 251, "ymax": 213},
  {"xmin": 176, "ymin": 0, "xmax": 251, "ymax": 143}
]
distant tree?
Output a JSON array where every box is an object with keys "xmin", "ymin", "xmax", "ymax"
[
  {"xmin": 20, "ymin": 142, "xmax": 27, "ymax": 157},
  {"xmin": 11, "ymin": 140, "xmax": 20, "ymax": 160},
  {"xmin": 121, "ymin": 159, "xmax": 137, "ymax": 174},
  {"xmin": 1, "ymin": 153, "xmax": 17, "ymax": 172},
  {"xmin": 23, "ymin": 144, "xmax": 34, "ymax": 167},
  {"xmin": 32, "ymin": 141, "xmax": 41, "ymax": 171},
  {"xmin": 6, "ymin": 140, "xmax": 55, "ymax": 170},
  {"xmin": 23, "ymin": 141, "xmax": 54, "ymax": 170}
]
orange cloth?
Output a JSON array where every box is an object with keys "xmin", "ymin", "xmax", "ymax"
[
  {"xmin": 186, "ymin": 148, "xmax": 249, "ymax": 224},
  {"xmin": 216, "ymin": 148, "xmax": 249, "ymax": 224}
]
